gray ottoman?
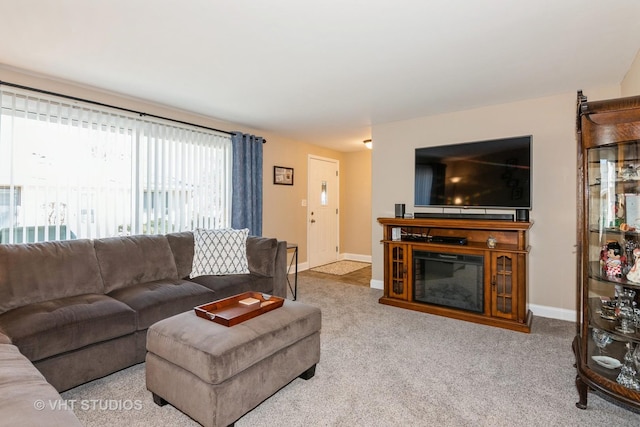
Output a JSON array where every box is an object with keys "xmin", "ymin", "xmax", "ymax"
[{"xmin": 145, "ymin": 299, "xmax": 321, "ymax": 427}]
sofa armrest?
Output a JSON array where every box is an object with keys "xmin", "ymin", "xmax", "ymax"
[{"xmin": 271, "ymin": 241, "xmax": 288, "ymax": 298}]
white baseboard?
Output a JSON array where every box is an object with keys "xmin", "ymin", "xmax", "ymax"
[
  {"xmin": 528, "ymin": 304, "xmax": 576, "ymax": 322},
  {"xmin": 295, "ymin": 261, "xmax": 309, "ymax": 272},
  {"xmin": 295, "ymin": 254, "xmax": 370, "ymax": 273},
  {"xmin": 370, "ymin": 279, "xmax": 384, "ymax": 290},
  {"xmin": 340, "ymin": 253, "xmax": 372, "ymax": 263}
]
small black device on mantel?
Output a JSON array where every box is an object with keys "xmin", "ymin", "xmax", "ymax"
[
  {"xmin": 430, "ymin": 236, "xmax": 468, "ymax": 245},
  {"xmin": 515, "ymin": 209, "xmax": 529, "ymax": 222},
  {"xmin": 395, "ymin": 204, "xmax": 405, "ymax": 218}
]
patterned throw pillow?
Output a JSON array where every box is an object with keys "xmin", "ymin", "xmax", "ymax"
[{"xmin": 190, "ymin": 228, "xmax": 250, "ymax": 277}]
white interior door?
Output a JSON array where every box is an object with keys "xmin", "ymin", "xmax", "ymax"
[{"xmin": 308, "ymin": 156, "xmax": 339, "ymax": 268}]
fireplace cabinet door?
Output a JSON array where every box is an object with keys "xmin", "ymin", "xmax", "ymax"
[
  {"xmin": 490, "ymin": 252, "xmax": 519, "ymax": 320},
  {"xmin": 387, "ymin": 243, "xmax": 410, "ymax": 300}
]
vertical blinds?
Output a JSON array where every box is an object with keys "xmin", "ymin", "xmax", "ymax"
[{"xmin": 0, "ymin": 87, "xmax": 232, "ymax": 243}]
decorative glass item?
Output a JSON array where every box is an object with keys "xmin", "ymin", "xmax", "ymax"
[
  {"xmin": 615, "ymin": 289, "xmax": 637, "ymax": 333},
  {"xmin": 486, "ymin": 235, "xmax": 497, "ymax": 248},
  {"xmin": 600, "ymin": 300, "xmax": 617, "ymax": 320},
  {"xmin": 617, "ymin": 342, "xmax": 640, "ymax": 390},
  {"xmin": 633, "ymin": 343, "xmax": 640, "ymax": 379},
  {"xmin": 592, "ymin": 328, "xmax": 613, "ymax": 355}
]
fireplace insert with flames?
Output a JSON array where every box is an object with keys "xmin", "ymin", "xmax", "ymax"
[{"xmin": 413, "ymin": 250, "xmax": 484, "ymax": 313}]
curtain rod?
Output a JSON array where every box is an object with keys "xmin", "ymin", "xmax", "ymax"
[{"xmin": 0, "ymin": 80, "xmax": 266, "ymax": 143}]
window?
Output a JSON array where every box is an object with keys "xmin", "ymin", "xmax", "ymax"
[
  {"xmin": 0, "ymin": 87, "xmax": 232, "ymax": 243},
  {"xmin": 0, "ymin": 185, "xmax": 21, "ymax": 229}
]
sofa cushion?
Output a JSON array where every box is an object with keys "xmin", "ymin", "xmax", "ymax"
[
  {"xmin": 0, "ymin": 239, "xmax": 103, "ymax": 315},
  {"xmin": 246, "ymin": 236, "xmax": 278, "ymax": 277},
  {"xmin": 166, "ymin": 231, "xmax": 195, "ymax": 279},
  {"xmin": 0, "ymin": 294, "xmax": 136, "ymax": 362},
  {"xmin": 108, "ymin": 279, "xmax": 215, "ymax": 330},
  {"xmin": 0, "ymin": 344, "xmax": 82, "ymax": 426},
  {"xmin": 188, "ymin": 274, "xmax": 274, "ymax": 300},
  {"xmin": 94, "ymin": 234, "xmax": 179, "ymax": 293},
  {"xmin": 190, "ymin": 228, "xmax": 249, "ymax": 277}
]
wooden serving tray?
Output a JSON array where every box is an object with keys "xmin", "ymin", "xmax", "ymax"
[{"xmin": 194, "ymin": 291, "xmax": 284, "ymax": 327}]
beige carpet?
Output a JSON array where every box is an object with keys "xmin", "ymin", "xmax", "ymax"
[
  {"xmin": 310, "ymin": 260, "xmax": 370, "ymax": 275},
  {"xmin": 61, "ymin": 272, "xmax": 640, "ymax": 426}
]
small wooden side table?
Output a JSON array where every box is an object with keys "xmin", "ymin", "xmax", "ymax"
[{"xmin": 286, "ymin": 243, "xmax": 298, "ymax": 300}]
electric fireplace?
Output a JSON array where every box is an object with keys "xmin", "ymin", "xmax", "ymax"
[{"xmin": 413, "ymin": 250, "xmax": 484, "ymax": 313}]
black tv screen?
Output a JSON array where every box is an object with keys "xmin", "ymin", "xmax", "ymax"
[{"xmin": 414, "ymin": 136, "xmax": 532, "ymax": 209}]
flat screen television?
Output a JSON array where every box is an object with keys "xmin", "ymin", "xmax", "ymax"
[{"xmin": 414, "ymin": 135, "xmax": 532, "ymax": 209}]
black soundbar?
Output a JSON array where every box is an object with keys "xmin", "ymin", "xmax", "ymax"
[
  {"xmin": 414, "ymin": 212, "xmax": 515, "ymax": 221},
  {"xmin": 401, "ymin": 235, "xmax": 468, "ymax": 245},
  {"xmin": 430, "ymin": 236, "xmax": 468, "ymax": 245}
]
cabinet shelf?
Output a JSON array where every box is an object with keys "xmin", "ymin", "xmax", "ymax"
[
  {"xmin": 588, "ymin": 227, "xmax": 640, "ymax": 235},
  {"xmin": 587, "ymin": 261, "xmax": 640, "ymax": 290},
  {"xmin": 589, "ymin": 180, "xmax": 640, "ymax": 185},
  {"xmin": 589, "ymin": 298, "xmax": 640, "ymax": 343},
  {"xmin": 584, "ymin": 334, "xmax": 640, "ymax": 391},
  {"xmin": 380, "ymin": 239, "xmax": 528, "ymax": 254}
]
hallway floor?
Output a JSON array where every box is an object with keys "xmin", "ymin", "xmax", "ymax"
[{"xmin": 300, "ymin": 264, "xmax": 371, "ymax": 287}]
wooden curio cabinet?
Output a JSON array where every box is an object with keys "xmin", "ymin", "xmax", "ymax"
[
  {"xmin": 379, "ymin": 217, "xmax": 532, "ymax": 333},
  {"xmin": 574, "ymin": 91, "xmax": 640, "ymax": 410}
]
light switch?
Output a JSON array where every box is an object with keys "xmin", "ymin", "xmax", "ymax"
[{"xmin": 301, "ymin": 199, "xmax": 307, "ymax": 207}]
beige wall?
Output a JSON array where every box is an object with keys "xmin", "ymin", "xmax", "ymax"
[
  {"xmin": 263, "ymin": 143, "xmax": 372, "ymax": 266},
  {"xmin": 262, "ymin": 138, "xmax": 349, "ymax": 266},
  {"xmin": 370, "ymin": 86, "xmax": 621, "ymax": 320},
  {"xmin": 340, "ymin": 150, "xmax": 372, "ymax": 259},
  {"xmin": 0, "ymin": 66, "xmax": 373, "ymax": 267},
  {"xmin": 622, "ymin": 49, "xmax": 640, "ymax": 96}
]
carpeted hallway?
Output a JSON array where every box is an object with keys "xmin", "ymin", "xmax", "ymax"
[{"xmin": 62, "ymin": 271, "xmax": 640, "ymax": 426}]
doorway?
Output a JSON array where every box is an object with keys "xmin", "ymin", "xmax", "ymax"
[{"xmin": 307, "ymin": 155, "xmax": 339, "ymax": 268}]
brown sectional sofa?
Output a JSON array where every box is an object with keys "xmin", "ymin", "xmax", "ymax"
[{"xmin": 0, "ymin": 231, "xmax": 286, "ymax": 425}]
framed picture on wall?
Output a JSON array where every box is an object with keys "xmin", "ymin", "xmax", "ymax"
[{"xmin": 274, "ymin": 166, "xmax": 294, "ymax": 185}]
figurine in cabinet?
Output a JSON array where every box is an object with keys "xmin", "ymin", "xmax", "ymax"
[
  {"xmin": 605, "ymin": 241, "xmax": 624, "ymax": 278},
  {"xmin": 626, "ymin": 248, "xmax": 640, "ymax": 283}
]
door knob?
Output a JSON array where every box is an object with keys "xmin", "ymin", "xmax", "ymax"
[{"xmin": 310, "ymin": 219, "xmax": 316, "ymax": 223}]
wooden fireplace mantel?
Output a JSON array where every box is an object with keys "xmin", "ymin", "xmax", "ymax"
[{"xmin": 378, "ymin": 217, "xmax": 532, "ymax": 333}]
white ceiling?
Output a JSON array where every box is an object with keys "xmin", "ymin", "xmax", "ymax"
[{"xmin": 1, "ymin": 0, "xmax": 640, "ymax": 151}]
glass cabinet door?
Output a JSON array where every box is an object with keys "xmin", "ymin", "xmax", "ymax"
[
  {"xmin": 586, "ymin": 141, "xmax": 640, "ymax": 389},
  {"xmin": 388, "ymin": 243, "xmax": 409, "ymax": 300},
  {"xmin": 491, "ymin": 252, "xmax": 517, "ymax": 320}
]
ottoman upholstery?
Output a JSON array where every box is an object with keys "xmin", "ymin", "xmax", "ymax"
[{"xmin": 146, "ymin": 300, "xmax": 321, "ymax": 427}]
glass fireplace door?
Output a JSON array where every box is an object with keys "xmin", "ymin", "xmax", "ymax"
[{"xmin": 413, "ymin": 251, "xmax": 484, "ymax": 313}]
